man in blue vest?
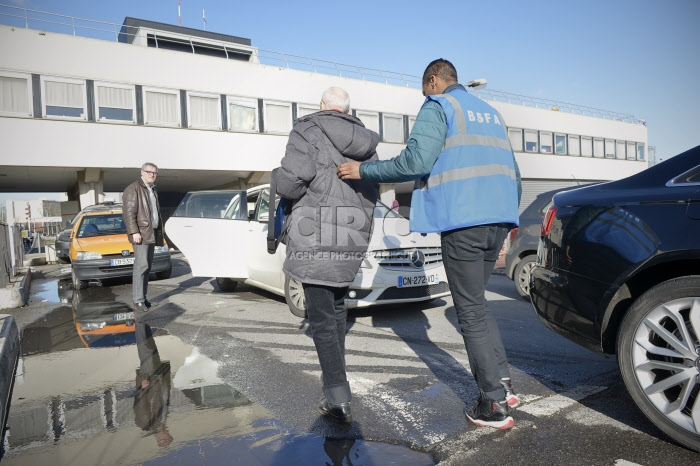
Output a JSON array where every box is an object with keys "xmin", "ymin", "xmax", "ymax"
[{"xmin": 337, "ymin": 59, "xmax": 521, "ymax": 430}]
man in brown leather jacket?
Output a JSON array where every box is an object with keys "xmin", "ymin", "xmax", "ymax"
[{"xmin": 123, "ymin": 163, "xmax": 164, "ymax": 312}]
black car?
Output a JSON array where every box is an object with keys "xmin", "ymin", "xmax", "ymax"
[
  {"xmin": 505, "ymin": 186, "xmax": 582, "ymax": 299},
  {"xmin": 530, "ymin": 145, "xmax": 700, "ymax": 452}
]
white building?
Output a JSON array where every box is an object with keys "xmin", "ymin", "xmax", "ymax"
[{"xmin": 0, "ymin": 5, "xmax": 648, "ymax": 214}]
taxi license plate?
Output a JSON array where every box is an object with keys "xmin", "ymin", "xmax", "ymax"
[
  {"xmin": 110, "ymin": 258, "xmax": 135, "ymax": 266},
  {"xmin": 397, "ymin": 274, "xmax": 440, "ymax": 288},
  {"xmin": 114, "ymin": 312, "xmax": 134, "ymax": 321}
]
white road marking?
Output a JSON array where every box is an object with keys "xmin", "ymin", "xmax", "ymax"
[{"xmin": 518, "ymin": 385, "xmax": 608, "ymax": 416}]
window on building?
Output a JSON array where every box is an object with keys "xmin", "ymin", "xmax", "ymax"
[
  {"xmin": 408, "ymin": 116, "xmax": 417, "ymax": 134},
  {"xmin": 524, "ymin": 130, "xmax": 538, "ymax": 152},
  {"xmin": 637, "ymin": 143, "xmax": 645, "ymax": 161},
  {"xmin": 188, "ymin": 92, "xmax": 221, "ymax": 130},
  {"xmin": 0, "ymin": 72, "xmax": 32, "ymax": 117},
  {"xmin": 593, "ymin": 138, "xmax": 604, "ymax": 158},
  {"xmin": 568, "ymin": 135, "xmax": 580, "ymax": 156},
  {"xmin": 605, "ymin": 139, "xmax": 616, "ymax": 158},
  {"xmin": 42, "ymin": 76, "xmax": 87, "ymax": 119},
  {"xmin": 143, "ymin": 87, "xmax": 180, "ymax": 127},
  {"xmin": 554, "ymin": 133, "xmax": 567, "ymax": 155},
  {"xmin": 616, "ymin": 140, "xmax": 626, "ymax": 160},
  {"xmin": 356, "ymin": 111, "xmax": 379, "ymax": 134},
  {"xmin": 95, "ymin": 82, "xmax": 135, "ymax": 123},
  {"xmin": 581, "ymin": 136, "xmax": 593, "ymax": 157},
  {"xmin": 296, "ymin": 104, "xmax": 318, "ymax": 119},
  {"xmin": 383, "ymin": 113, "xmax": 404, "ymax": 143},
  {"xmin": 626, "ymin": 141, "xmax": 636, "ymax": 161},
  {"xmin": 508, "ymin": 128, "xmax": 523, "ymax": 152},
  {"xmin": 264, "ymin": 100, "xmax": 292, "ymax": 134},
  {"xmin": 227, "ymin": 96, "xmax": 258, "ymax": 132},
  {"xmin": 540, "ymin": 131, "xmax": 553, "ymax": 154}
]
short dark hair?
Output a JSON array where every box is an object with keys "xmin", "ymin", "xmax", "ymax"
[{"xmin": 422, "ymin": 59, "xmax": 458, "ymax": 85}]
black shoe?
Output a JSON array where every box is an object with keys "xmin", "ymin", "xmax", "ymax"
[
  {"xmin": 319, "ymin": 398, "xmax": 352, "ymax": 423},
  {"xmin": 500, "ymin": 378, "xmax": 520, "ymax": 408},
  {"xmin": 465, "ymin": 395, "xmax": 513, "ymax": 430},
  {"xmin": 144, "ymin": 300, "xmax": 152, "ymax": 309},
  {"xmin": 133, "ymin": 302, "xmax": 149, "ymax": 313}
]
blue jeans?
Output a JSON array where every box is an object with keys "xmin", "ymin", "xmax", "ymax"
[
  {"xmin": 132, "ymin": 243, "xmax": 154, "ymax": 304},
  {"xmin": 441, "ymin": 224, "xmax": 511, "ymax": 401},
  {"xmin": 303, "ymin": 283, "xmax": 351, "ymax": 405}
]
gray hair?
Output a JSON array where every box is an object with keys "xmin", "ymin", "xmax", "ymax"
[
  {"xmin": 321, "ymin": 87, "xmax": 350, "ymax": 113},
  {"xmin": 141, "ymin": 162, "xmax": 158, "ymax": 171}
]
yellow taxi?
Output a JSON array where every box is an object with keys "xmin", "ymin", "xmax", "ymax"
[{"xmin": 70, "ymin": 203, "xmax": 171, "ymax": 289}]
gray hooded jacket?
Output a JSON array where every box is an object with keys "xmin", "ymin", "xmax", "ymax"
[{"xmin": 275, "ymin": 110, "xmax": 380, "ymax": 287}]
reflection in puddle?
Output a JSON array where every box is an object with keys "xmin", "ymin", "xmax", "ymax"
[
  {"xmin": 4, "ymin": 293, "xmax": 434, "ymax": 465},
  {"xmin": 32, "ymin": 280, "xmax": 60, "ymax": 304}
]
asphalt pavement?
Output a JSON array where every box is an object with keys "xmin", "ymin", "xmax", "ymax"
[{"xmin": 1, "ymin": 255, "xmax": 698, "ymax": 465}]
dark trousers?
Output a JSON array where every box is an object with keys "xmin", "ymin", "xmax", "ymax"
[
  {"xmin": 441, "ymin": 224, "xmax": 511, "ymax": 401},
  {"xmin": 133, "ymin": 243, "xmax": 154, "ymax": 304},
  {"xmin": 303, "ymin": 283, "xmax": 351, "ymax": 405}
]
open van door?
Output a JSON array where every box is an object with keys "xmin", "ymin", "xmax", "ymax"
[{"xmin": 165, "ymin": 190, "xmax": 249, "ymax": 279}]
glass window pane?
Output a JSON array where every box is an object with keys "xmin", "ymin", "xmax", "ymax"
[
  {"xmin": 524, "ymin": 130, "xmax": 538, "ymax": 152},
  {"xmin": 297, "ymin": 104, "xmax": 318, "ymax": 118},
  {"xmin": 616, "ymin": 140, "xmax": 626, "ymax": 160},
  {"xmin": 605, "ymin": 139, "xmax": 616, "ymax": 158},
  {"xmin": 0, "ymin": 76, "xmax": 30, "ymax": 115},
  {"xmin": 637, "ymin": 144, "xmax": 645, "ymax": 160},
  {"xmin": 408, "ymin": 116, "xmax": 417, "ymax": 134},
  {"xmin": 383, "ymin": 114, "xmax": 403, "ymax": 143},
  {"xmin": 554, "ymin": 134, "xmax": 566, "ymax": 155},
  {"xmin": 626, "ymin": 142, "xmax": 636, "ymax": 160},
  {"xmin": 230, "ymin": 103, "xmax": 257, "ymax": 131},
  {"xmin": 357, "ymin": 111, "xmax": 379, "ymax": 134},
  {"xmin": 265, "ymin": 102, "xmax": 292, "ymax": 134},
  {"xmin": 145, "ymin": 90, "xmax": 179, "ymax": 125},
  {"xmin": 97, "ymin": 84, "xmax": 134, "ymax": 122},
  {"xmin": 568, "ymin": 135, "xmax": 580, "ymax": 156},
  {"xmin": 44, "ymin": 80, "xmax": 85, "ymax": 118},
  {"xmin": 540, "ymin": 131, "xmax": 553, "ymax": 154},
  {"xmin": 508, "ymin": 128, "xmax": 523, "ymax": 152},
  {"xmin": 189, "ymin": 94, "xmax": 220, "ymax": 129},
  {"xmin": 593, "ymin": 138, "xmax": 604, "ymax": 158}
]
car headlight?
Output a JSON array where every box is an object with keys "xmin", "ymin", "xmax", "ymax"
[
  {"xmin": 80, "ymin": 322, "xmax": 106, "ymax": 331},
  {"xmin": 76, "ymin": 251, "xmax": 102, "ymax": 260},
  {"xmin": 154, "ymin": 245, "xmax": 169, "ymax": 254},
  {"xmin": 359, "ymin": 258, "xmax": 373, "ymax": 269}
]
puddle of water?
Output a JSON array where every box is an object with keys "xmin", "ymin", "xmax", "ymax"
[
  {"xmin": 4, "ymin": 306, "xmax": 434, "ymax": 466},
  {"xmin": 32, "ymin": 280, "xmax": 60, "ymax": 304}
]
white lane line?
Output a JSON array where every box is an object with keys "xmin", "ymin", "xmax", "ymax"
[
  {"xmin": 518, "ymin": 385, "xmax": 608, "ymax": 417},
  {"xmin": 614, "ymin": 460, "xmax": 643, "ymax": 466}
]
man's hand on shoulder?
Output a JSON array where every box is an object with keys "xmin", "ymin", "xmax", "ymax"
[{"xmin": 337, "ymin": 161, "xmax": 362, "ymax": 180}]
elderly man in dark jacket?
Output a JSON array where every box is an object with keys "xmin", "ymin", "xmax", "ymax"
[
  {"xmin": 123, "ymin": 162, "xmax": 164, "ymax": 313},
  {"xmin": 275, "ymin": 87, "xmax": 379, "ymax": 423}
]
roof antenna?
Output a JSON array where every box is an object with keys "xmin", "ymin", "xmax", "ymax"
[
  {"xmin": 571, "ymin": 173, "xmax": 581, "ymax": 186},
  {"xmin": 203, "ymin": 9, "xmax": 207, "ymax": 30},
  {"xmin": 178, "ymin": 0, "xmax": 182, "ymax": 26}
]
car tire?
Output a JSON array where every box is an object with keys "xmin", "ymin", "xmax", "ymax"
[
  {"xmin": 57, "ymin": 257, "xmax": 71, "ymax": 264},
  {"xmin": 215, "ymin": 277, "xmax": 238, "ymax": 292},
  {"xmin": 284, "ymin": 275, "xmax": 307, "ymax": 318},
  {"xmin": 513, "ymin": 255, "xmax": 536, "ymax": 300},
  {"xmin": 616, "ymin": 275, "xmax": 700, "ymax": 453},
  {"xmin": 155, "ymin": 264, "xmax": 172, "ymax": 280},
  {"xmin": 71, "ymin": 268, "xmax": 87, "ymax": 290}
]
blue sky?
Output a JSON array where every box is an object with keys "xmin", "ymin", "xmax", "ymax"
[{"xmin": 1, "ymin": 0, "xmax": 699, "ymax": 202}]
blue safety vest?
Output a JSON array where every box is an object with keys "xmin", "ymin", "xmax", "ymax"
[{"xmin": 409, "ymin": 88, "xmax": 520, "ymax": 233}]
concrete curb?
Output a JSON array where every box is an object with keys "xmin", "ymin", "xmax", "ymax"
[
  {"xmin": 0, "ymin": 314, "xmax": 20, "ymax": 435},
  {"xmin": 0, "ymin": 268, "xmax": 32, "ymax": 311}
]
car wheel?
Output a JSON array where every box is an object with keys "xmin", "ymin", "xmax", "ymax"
[
  {"xmin": 156, "ymin": 264, "xmax": 172, "ymax": 280},
  {"xmin": 284, "ymin": 275, "xmax": 307, "ymax": 318},
  {"xmin": 617, "ymin": 275, "xmax": 700, "ymax": 453},
  {"xmin": 513, "ymin": 255, "xmax": 536, "ymax": 300},
  {"xmin": 57, "ymin": 257, "xmax": 71, "ymax": 264},
  {"xmin": 71, "ymin": 268, "xmax": 87, "ymax": 290},
  {"xmin": 215, "ymin": 277, "xmax": 238, "ymax": 292}
]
